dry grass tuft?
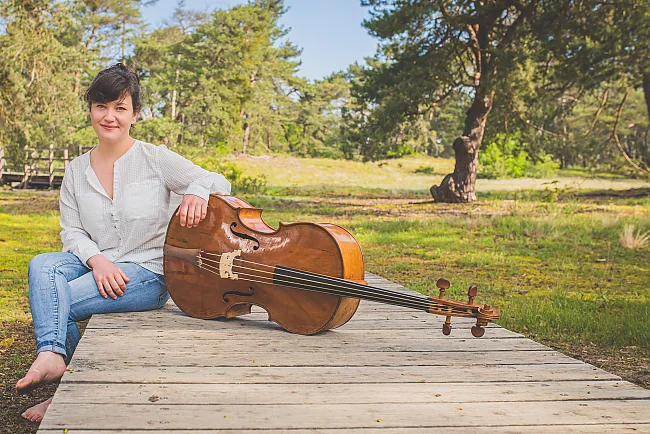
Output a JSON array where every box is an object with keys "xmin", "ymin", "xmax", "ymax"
[{"xmin": 619, "ymin": 224, "xmax": 650, "ymax": 250}]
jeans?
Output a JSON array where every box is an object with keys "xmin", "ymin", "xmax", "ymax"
[{"xmin": 28, "ymin": 252, "xmax": 170, "ymax": 364}]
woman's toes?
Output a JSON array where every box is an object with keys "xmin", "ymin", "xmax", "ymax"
[{"xmin": 21, "ymin": 396, "xmax": 53, "ymax": 423}]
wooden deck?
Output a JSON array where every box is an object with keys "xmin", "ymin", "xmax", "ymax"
[{"xmin": 37, "ymin": 273, "xmax": 650, "ymax": 433}]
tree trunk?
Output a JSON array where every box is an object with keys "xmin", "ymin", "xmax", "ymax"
[
  {"xmin": 121, "ymin": 17, "xmax": 126, "ymax": 62},
  {"xmin": 242, "ymin": 114, "xmax": 250, "ymax": 155},
  {"xmin": 643, "ymin": 72, "xmax": 650, "ymax": 120},
  {"xmin": 73, "ymin": 26, "xmax": 99, "ymax": 94},
  {"xmin": 430, "ymin": 90, "xmax": 494, "ymax": 203},
  {"xmin": 179, "ymin": 113, "xmax": 185, "ymax": 145},
  {"xmin": 73, "ymin": 71, "xmax": 82, "ymax": 95},
  {"xmin": 642, "ymin": 72, "xmax": 650, "ymax": 166},
  {"xmin": 170, "ymin": 89, "xmax": 177, "ymax": 119},
  {"xmin": 171, "ymin": 54, "xmax": 181, "ymax": 120}
]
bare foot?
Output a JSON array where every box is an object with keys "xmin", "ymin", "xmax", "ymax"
[
  {"xmin": 16, "ymin": 351, "xmax": 66, "ymax": 394},
  {"xmin": 21, "ymin": 396, "xmax": 53, "ymax": 423}
]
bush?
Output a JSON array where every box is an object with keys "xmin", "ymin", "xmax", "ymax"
[
  {"xmin": 479, "ymin": 132, "xmax": 559, "ymax": 179},
  {"xmin": 414, "ymin": 165, "xmax": 435, "ymax": 175},
  {"xmin": 196, "ymin": 157, "xmax": 267, "ymax": 195},
  {"xmin": 71, "ymin": 126, "xmax": 98, "ymax": 147},
  {"xmin": 526, "ymin": 154, "xmax": 561, "ymax": 178}
]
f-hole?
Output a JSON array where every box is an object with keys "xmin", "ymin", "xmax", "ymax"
[
  {"xmin": 223, "ymin": 286, "xmax": 255, "ymax": 303},
  {"xmin": 229, "ymin": 222, "xmax": 260, "ymax": 250}
]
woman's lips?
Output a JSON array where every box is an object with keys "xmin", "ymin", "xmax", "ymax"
[{"xmin": 101, "ymin": 125, "xmax": 118, "ymax": 130}]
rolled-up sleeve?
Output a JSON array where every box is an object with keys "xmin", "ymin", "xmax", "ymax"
[
  {"xmin": 59, "ymin": 168, "xmax": 101, "ymax": 267},
  {"xmin": 157, "ymin": 145, "xmax": 231, "ymax": 201}
]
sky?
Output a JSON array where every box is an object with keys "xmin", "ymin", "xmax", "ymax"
[{"xmin": 141, "ymin": 0, "xmax": 380, "ymax": 81}]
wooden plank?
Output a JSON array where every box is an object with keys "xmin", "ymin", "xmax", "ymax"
[
  {"xmin": 87, "ymin": 302, "xmax": 501, "ymax": 323},
  {"xmin": 36, "ymin": 426, "xmax": 650, "ymax": 434},
  {"xmin": 85, "ymin": 308, "xmax": 497, "ymax": 323},
  {"xmin": 38, "ymin": 400, "xmax": 650, "ymax": 430},
  {"xmin": 80, "ymin": 325, "xmax": 523, "ymax": 339},
  {"xmin": 85, "ymin": 310, "xmax": 501, "ymax": 331},
  {"xmin": 69, "ymin": 349, "xmax": 577, "ymax": 367},
  {"xmin": 71, "ymin": 334, "xmax": 548, "ymax": 352},
  {"xmin": 51, "ymin": 381, "xmax": 650, "ymax": 404},
  {"xmin": 86, "ymin": 315, "xmax": 503, "ymax": 332},
  {"xmin": 89, "ymin": 319, "xmax": 501, "ymax": 333},
  {"xmin": 61, "ymin": 363, "xmax": 616, "ymax": 384}
]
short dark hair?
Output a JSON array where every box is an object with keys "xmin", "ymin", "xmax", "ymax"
[{"xmin": 84, "ymin": 63, "xmax": 141, "ymax": 113}]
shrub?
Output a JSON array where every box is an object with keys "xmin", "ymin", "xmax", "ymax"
[
  {"xmin": 414, "ymin": 165, "xmax": 435, "ymax": 175},
  {"xmin": 71, "ymin": 126, "xmax": 98, "ymax": 147},
  {"xmin": 526, "ymin": 154, "xmax": 561, "ymax": 178},
  {"xmin": 619, "ymin": 224, "xmax": 650, "ymax": 250},
  {"xmin": 479, "ymin": 132, "xmax": 559, "ymax": 179},
  {"xmin": 197, "ymin": 157, "xmax": 267, "ymax": 195}
]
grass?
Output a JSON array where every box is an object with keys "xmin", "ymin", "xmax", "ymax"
[
  {"xmin": 0, "ymin": 196, "xmax": 61, "ymax": 322},
  {"xmin": 214, "ymin": 153, "xmax": 650, "ymax": 192},
  {"xmin": 1, "ymin": 154, "xmax": 649, "ymax": 401}
]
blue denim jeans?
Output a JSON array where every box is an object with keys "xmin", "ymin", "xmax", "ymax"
[{"xmin": 28, "ymin": 252, "xmax": 169, "ymax": 364}]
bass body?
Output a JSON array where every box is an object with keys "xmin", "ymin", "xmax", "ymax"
[{"xmin": 163, "ymin": 194, "xmax": 364, "ymax": 335}]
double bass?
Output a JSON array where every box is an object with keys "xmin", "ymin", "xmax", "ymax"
[{"xmin": 163, "ymin": 194, "xmax": 500, "ymax": 336}]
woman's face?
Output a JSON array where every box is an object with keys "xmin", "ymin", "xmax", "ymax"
[{"xmin": 89, "ymin": 93, "xmax": 137, "ymax": 144}]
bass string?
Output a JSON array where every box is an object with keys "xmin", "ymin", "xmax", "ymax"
[
  {"xmin": 201, "ymin": 251, "xmax": 460, "ymax": 309},
  {"xmin": 199, "ymin": 255, "xmax": 447, "ymax": 312},
  {"xmin": 196, "ymin": 254, "xmax": 473, "ymax": 315},
  {"xmin": 197, "ymin": 260, "xmax": 439, "ymax": 312},
  {"xmin": 199, "ymin": 254, "xmax": 445, "ymax": 309}
]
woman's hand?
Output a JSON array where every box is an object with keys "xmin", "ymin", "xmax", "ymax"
[
  {"xmin": 176, "ymin": 194, "xmax": 208, "ymax": 228},
  {"xmin": 87, "ymin": 255, "xmax": 130, "ymax": 299}
]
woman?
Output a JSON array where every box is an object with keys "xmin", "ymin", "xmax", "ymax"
[{"xmin": 16, "ymin": 63, "xmax": 231, "ymax": 422}]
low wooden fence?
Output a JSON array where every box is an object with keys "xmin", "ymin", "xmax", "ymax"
[{"xmin": 0, "ymin": 145, "xmax": 91, "ymax": 189}]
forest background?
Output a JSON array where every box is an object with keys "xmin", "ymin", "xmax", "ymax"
[
  {"xmin": 2, "ymin": 0, "xmax": 650, "ymax": 193},
  {"xmin": 1, "ymin": 1, "xmax": 650, "ymax": 431}
]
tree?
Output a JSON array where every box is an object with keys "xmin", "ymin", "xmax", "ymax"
[
  {"xmin": 0, "ymin": 0, "xmax": 86, "ymax": 162},
  {"xmin": 357, "ymin": 0, "xmax": 650, "ymax": 202},
  {"xmin": 358, "ymin": 0, "xmax": 551, "ymax": 202},
  {"xmin": 497, "ymin": 0, "xmax": 650, "ymax": 173},
  {"xmin": 278, "ymin": 73, "xmax": 351, "ymax": 156},
  {"xmin": 143, "ymin": 0, "xmax": 301, "ymax": 152},
  {"xmin": 67, "ymin": 0, "xmax": 156, "ymax": 95}
]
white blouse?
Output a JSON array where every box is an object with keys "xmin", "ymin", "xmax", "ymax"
[{"xmin": 59, "ymin": 140, "xmax": 231, "ymax": 274}]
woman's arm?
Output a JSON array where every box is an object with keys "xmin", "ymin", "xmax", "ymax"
[
  {"xmin": 60, "ymin": 167, "xmax": 130, "ymax": 298},
  {"xmin": 59, "ymin": 167, "xmax": 102, "ymax": 267},
  {"xmin": 158, "ymin": 145, "xmax": 231, "ymax": 228},
  {"xmin": 157, "ymin": 145, "xmax": 231, "ymax": 200}
]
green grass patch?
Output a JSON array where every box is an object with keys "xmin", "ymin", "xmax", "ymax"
[
  {"xmin": 0, "ymin": 210, "xmax": 62, "ymax": 321},
  {"xmin": 2, "ymin": 159, "xmax": 649, "ymax": 354},
  {"xmin": 501, "ymin": 295, "xmax": 649, "ymax": 347}
]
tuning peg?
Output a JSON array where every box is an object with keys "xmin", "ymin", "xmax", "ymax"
[
  {"xmin": 436, "ymin": 278, "xmax": 450, "ymax": 298},
  {"xmin": 467, "ymin": 284, "xmax": 478, "ymax": 304},
  {"xmin": 471, "ymin": 304, "xmax": 492, "ymax": 337},
  {"xmin": 471, "ymin": 325, "xmax": 485, "ymax": 337},
  {"xmin": 442, "ymin": 315, "xmax": 452, "ymax": 335}
]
